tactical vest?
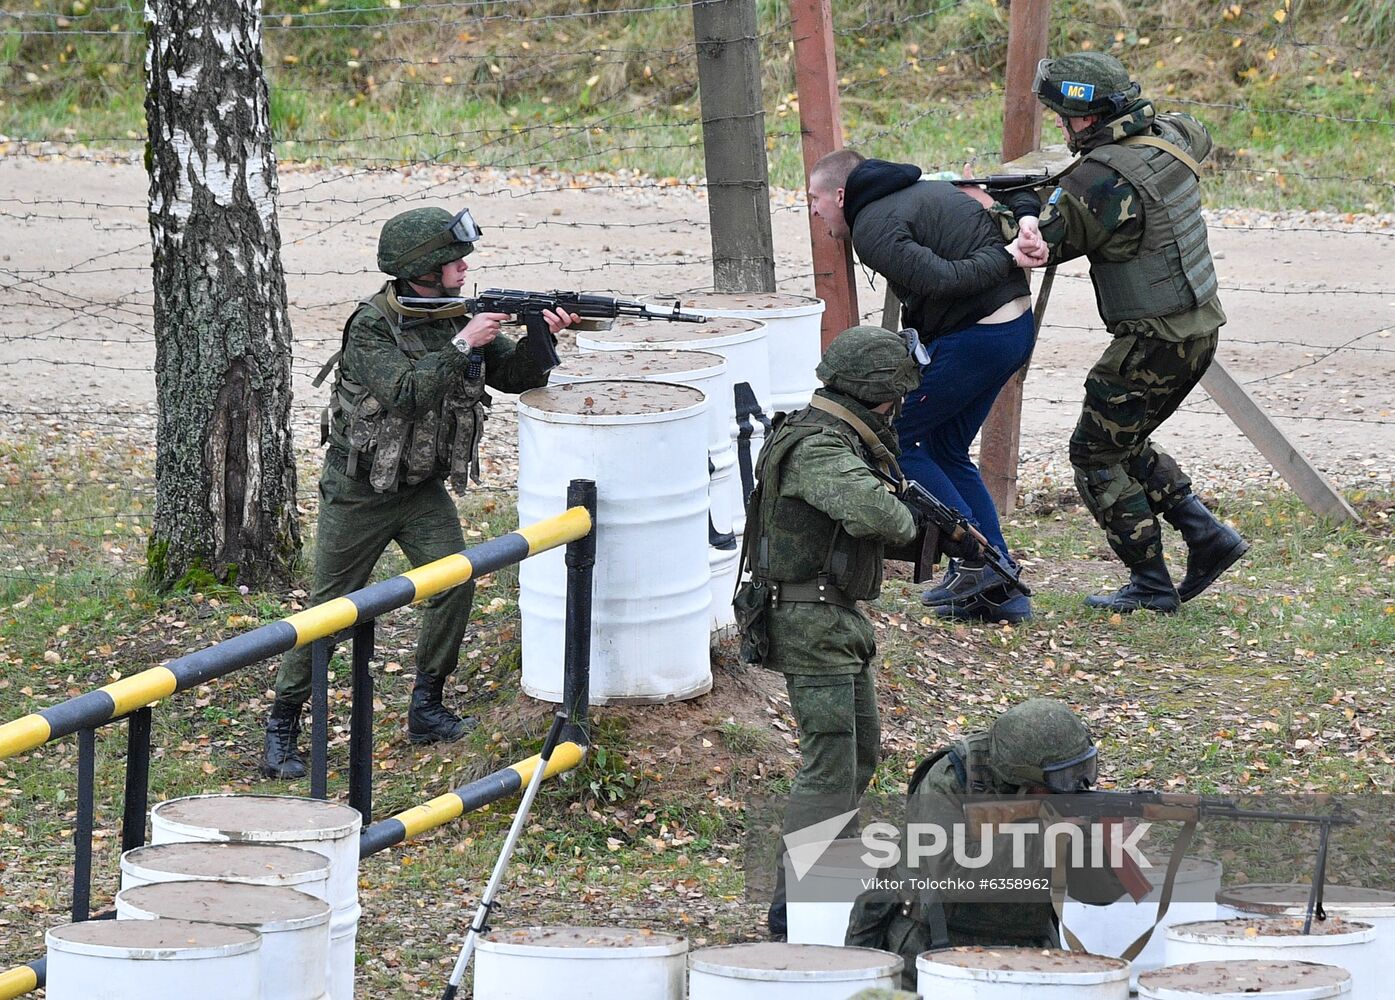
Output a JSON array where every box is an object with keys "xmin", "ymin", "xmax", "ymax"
[
  {"xmin": 747, "ymin": 404, "xmax": 887, "ymax": 601},
  {"xmin": 909, "ymin": 732, "xmax": 996, "ymax": 798},
  {"xmin": 1083, "ymin": 119, "xmax": 1218, "ymax": 325},
  {"xmin": 320, "ymin": 284, "xmax": 488, "ymax": 494}
]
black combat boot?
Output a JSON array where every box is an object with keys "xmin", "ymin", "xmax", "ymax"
[
  {"xmin": 1084, "ymin": 552, "xmax": 1180, "ymax": 613},
  {"xmin": 407, "ymin": 672, "xmax": 477, "ymax": 745},
  {"xmin": 767, "ymin": 861, "xmax": 788, "ymax": 941},
  {"xmin": 1163, "ymin": 494, "xmax": 1250, "ymax": 602},
  {"xmin": 260, "ymin": 699, "xmax": 307, "ymax": 779}
]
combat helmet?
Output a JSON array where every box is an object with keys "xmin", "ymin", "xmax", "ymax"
[
  {"xmin": 816, "ymin": 325, "xmax": 920, "ymax": 404},
  {"xmin": 988, "ymin": 698, "xmax": 1098, "ymax": 792},
  {"xmin": 377, "ymin": 207, "xmax": 482, "ymax": 279},
  {"xmin": 1033, "ymin": 52, "xmax": 1141, "ymax": 118}
]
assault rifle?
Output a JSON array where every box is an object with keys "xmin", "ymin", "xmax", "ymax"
[
  {"xmin": 398, "ymin": 288, "xmax": 707, "ymax": 374},
  {"xmin": 872, "ymin": 468, "xmax": 1030, "ymax": 597},
  {"xmin": 951, "ymin": 171, "xmax": 1050, "ymax": 193},
  {"xmin": 964, "ymin": 791, "xmax": 1356, "ymax": 933}
]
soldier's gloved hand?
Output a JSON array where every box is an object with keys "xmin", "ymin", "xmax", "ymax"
[{"xmin": 939, "ymin": 529, "xmax": 983, "ymax": 561}]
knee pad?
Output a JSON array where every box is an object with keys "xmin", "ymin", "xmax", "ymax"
[{"xmin": 1073, "ymin": 464, "xmax": 1128, "ymax": 526}]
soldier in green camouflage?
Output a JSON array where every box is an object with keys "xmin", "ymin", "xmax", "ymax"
[
  {"xmin": 260, "ymin": 207, "xmax": 576, "ymax": 779},
  {"xmin": 846, "ymin": 699, "xmax": 1126, "ymax": 984},
  {"xmin": 736, "ymin": 325, "xmax": 972, "ymax": 937},
  {"xmin": 1020, "ymin": 52, "xmax": 1248, "ymax": 612}
]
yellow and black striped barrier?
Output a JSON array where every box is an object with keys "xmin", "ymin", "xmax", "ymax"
[
  {"xmin": 359, "ymin": 740, "xmax": 588, "ymax": 857},
  {"xmin": 0, "ymin": 505, "xmax": 592, "ymax": 763},
  {"xmin": 0, "ymin": 964, "xmax": 40, "ymax": 1000},
  {"xmin": 0, "ymin": 484, "xmax": 598, "ymax": 1000}
]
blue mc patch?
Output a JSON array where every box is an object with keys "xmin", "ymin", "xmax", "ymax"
[{"xmin": 1062, "ymin": 80, "xmax": 1096, "ymax": 102}]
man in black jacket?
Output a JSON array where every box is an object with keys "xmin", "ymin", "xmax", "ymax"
[{"xmin": 807, "ymin": 149, "xmax": 1043, "ymax": 622}]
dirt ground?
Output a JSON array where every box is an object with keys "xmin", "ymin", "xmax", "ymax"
[{"xmin": 1, "ymin": 154, "xmax": 1392, "ymax": 495}]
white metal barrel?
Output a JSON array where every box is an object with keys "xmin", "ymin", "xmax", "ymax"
[
  {"xmin": 916, "ymin": 947, "xmax": 1131, "ymax": 999},
  {"xmin": 150, "ymin": 794, "xmax": 361, "ymax": 1000},
  {"xmin": 785, "ymin": 837, "xmax": 878, "ymax": 946},
  {"xmin": 1138, "ymin": 960, "xmax": 1352, "ymax": 999},
  {"xmin": 548, "ymin": 349, "xmax": 738, "ymax": 629},
  {"xmin": 655, "ymin": 292, "xmax": 824, "ymax": 414},
  {"xmin": 474, "ymin": 926, "xmax": 687, "ymax": 1000},
  {"xmin": 518, "ymin": 381, "xmax": 712, "ymax": 703},
  {"xmin": 1165, "ymin": 918, "xmax": 1377, "ymax": 1000},
  {"xmin": 687, "ymin": 942, "xmax": 901, "ymax": 999},
  {"xmin": 577, "ymin": 318, "xmax": 769, "ymax": 538},
  {"xmin": 116, "ymin": 880, "xmax": 330, "ymax": 1000},
  {"xmin": 1216, "ymin": 884, "xmax": 1395, "ymax": 941},
  {"xmin": 120, "ymin": 841, "xmax": 331, "ymax": 901},
  {"xmin": 46, "ymin": 917, "xmax": 261, "ymax": 1000},
  {"xmin": 1066, "ymin": 856, "xmax": 1223, "ymax": 987}
]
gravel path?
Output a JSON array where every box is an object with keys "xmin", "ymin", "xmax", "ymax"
[{"xmin": 2, "ymin": 155, "xmax": 1391, "ymax": 496}]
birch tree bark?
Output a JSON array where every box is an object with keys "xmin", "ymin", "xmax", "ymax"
[{"xmin": 144, "ymin": 0, "xmax": 300, "ymax": 589}]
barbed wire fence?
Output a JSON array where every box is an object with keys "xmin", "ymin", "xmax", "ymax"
[{"xmin": 2, "ymin": 0, "xmax": 1393, "ymax": 592}]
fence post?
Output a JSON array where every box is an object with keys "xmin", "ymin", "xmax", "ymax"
[
  {"xmin": 979, "ymin": 0, "xmax": 1052, "ymax": 513},
  {"xmin": 561, "ymin": 479, "xmax": 597, "ymax": 747},
  {"xmin": 692, "ymin": 0, "xmax": 777, "ymax": 293},
  {"xmin": 72, "ymin": 727, "xmax": 96, "ymax": 922},
  {"xmin": 348, "ymin": 620, "xmax": 376, "ymax": 821},
  {"xmin": 790, "ymin": 0, "xmax": 858, "ymax": 347},
  {"xmin": 121, "ymin": 707, "xmax": 153, "ymax": 853},
  {"xmin": 310, "ymin": 637, "xmax": 331, "ymax": 799}
]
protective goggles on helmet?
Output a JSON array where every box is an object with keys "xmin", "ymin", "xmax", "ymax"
[
  {"xmin": 900, "ymin": 327, "xmax": 933, "ymax": 367},
  {"xmin": 1032, "ymin": 58, "xmax": 1140, "ymax": 117},
  {"xmin": 400, "ymin": 207, "xmax": 483, "ymax": 264},
  {"xmin": 1039, "ymin": 744, "xmax": 1099, "ymax": 793}
]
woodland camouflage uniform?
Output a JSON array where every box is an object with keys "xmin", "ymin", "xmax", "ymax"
[{"xmin": 1034, "ymin": 52, "xmax": 1248, "ymax": 612}]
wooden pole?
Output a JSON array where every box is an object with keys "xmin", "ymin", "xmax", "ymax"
[
  {"xmin": 979, "ymin": 0, "xmax": 1052, "ymax": 513},
  {"xmin": 693, "ymin": 0, "xmax": 776, "ymax": 293},
  {"xmin": 789, "ymin": 0, "xmax": 858, "ymax": 347},
  {"xmin": 1200, "ymin": 361, "xmax": 1360, "ymax": 524}
]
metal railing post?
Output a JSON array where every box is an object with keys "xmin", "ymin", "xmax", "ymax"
[
  {"xmin": 348, "ymin": 620, "xmax": 376, "ymax": 822},
  {"xmin": 310, "ymin": 636, "xmax": 331, "ymax": 799},
  {"xmin": 121, "ymin": 707, "xmax": 152, "ymax": 853},
  {"xmin": 72, "ymin": 727, "xmax": 96, "ymax": 922},
  {"xmin": 561, "ymin": 479, "xmax": 597, "ymax": 746}
]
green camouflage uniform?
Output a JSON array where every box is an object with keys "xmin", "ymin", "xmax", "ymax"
[
  {"xmin": 1039, "ymin": 103, "xmax": 1225, "ymax": 566},
  {"xmin": 846, "ymin": 700, "xmax": 1124, "ymax": 987},
  {"xmin": 272, "ymin": 293, "xmax": 548, "ymax": 706},
  {"xmin": 758, "ymin": 392, "xmax": 916, "ymax": 836},
  {"xmin": 901, "ymin": 732, "xmax": 1123, "ymax": 948},
  {"xmin": 737, "ymin": 326, "xmax": 919, "ymax": 934}
]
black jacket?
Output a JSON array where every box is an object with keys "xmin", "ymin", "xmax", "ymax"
[{"xmin": 846, "ymin": 159, "xmax": 1032, "ymax": 342}]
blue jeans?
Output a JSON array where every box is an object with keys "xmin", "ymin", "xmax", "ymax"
[{"xmin": 897, "ymin": 310, "xmax": 1036, "ymax": 557}]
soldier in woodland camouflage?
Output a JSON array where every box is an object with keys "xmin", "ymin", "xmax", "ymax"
[
  {"xmin": 1019, "ymin": 52, "xmax": 1248, "ymax": 612},
  {"xmin": 260, "ymin": 207, "xmax": 576, "ymax": 779},
  {"xmin": 735, "ymin": 325, "xmax": 979, "ymax": 937}
]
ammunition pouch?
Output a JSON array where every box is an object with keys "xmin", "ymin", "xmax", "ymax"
[
  {"xmin": 845, "ymin": 884, "xmax": 949, "ymax": 991},
  {"xmin": 325, "ymin": 286, "xmax": 490, "ymax": 494},
  {"xmin": 732, "ymin": 579, "xmax": 772, "ymax": 665}
]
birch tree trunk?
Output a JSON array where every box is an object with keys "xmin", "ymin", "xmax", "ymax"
[{"xmin": 144, "ymin": 0, "xmax": 300, "ymax": 589}]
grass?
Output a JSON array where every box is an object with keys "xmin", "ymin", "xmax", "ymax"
[
  {"xmin": 2, "ymin": 424, "xmax": 1394, "ymax": 988},
  {"xmin": 2, "ymin": 0, "xmax": 1393, "ymax": 210}
]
